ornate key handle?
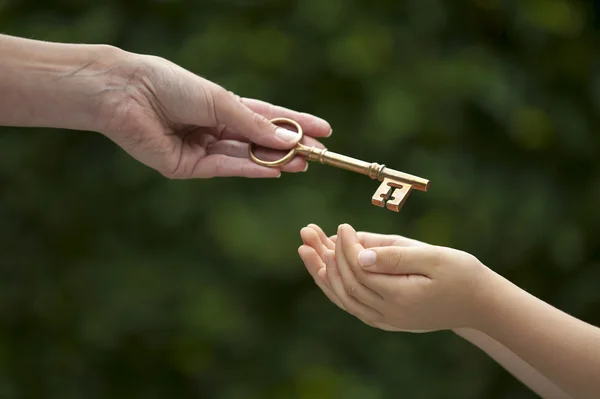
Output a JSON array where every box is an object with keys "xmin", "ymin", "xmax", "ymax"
[{"xmin": 248, "ymin": 117, "xmax": 429, "ymax": 212}]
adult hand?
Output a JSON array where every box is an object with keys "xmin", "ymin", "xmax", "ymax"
[
  {"xmin": 99, "ymin": 53, "xmax": 332, "ymax": 179},
  {"xmin": 0, "ymin": 34, "xmax": 332, "ymax": 178}
]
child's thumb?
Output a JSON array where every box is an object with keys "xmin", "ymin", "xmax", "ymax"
[{"xmin": 358, "ymin": 246, "xmax": 433, "ymax": 276}]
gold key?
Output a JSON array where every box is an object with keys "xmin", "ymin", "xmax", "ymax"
[{"xmin": 249, "ymin": 118, "xmax": 429, "ymax": 212}]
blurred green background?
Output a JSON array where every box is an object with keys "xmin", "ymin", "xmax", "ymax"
[{"xmin": 1, "ymin": 0, "xmax": 600, "ymax": 398}]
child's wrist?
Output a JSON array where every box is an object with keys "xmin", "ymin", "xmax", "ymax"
[
  {"xmin": 466, "ymin": 266, "xmax": 513, "ymax": 333},
  {"xmin": 462, "ymin": 263, "xmax": 504, "ymax": 331},
  {"xmin": 452, "ymin": 327, "xmax": 486, "ymax": 342}
]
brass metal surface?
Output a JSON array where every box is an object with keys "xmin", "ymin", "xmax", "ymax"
[{"xmin": 249, "ymin": 117, "xmax": 429, "ymax": 212}]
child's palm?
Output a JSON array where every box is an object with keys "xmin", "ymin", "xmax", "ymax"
[{"xmin": 299, "ymin": 224, "xmax": 424, "ymax": 331}]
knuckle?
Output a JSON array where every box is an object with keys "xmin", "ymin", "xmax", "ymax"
[
  {"xmin": 384, "ymin": 249, "xmax": 403, "ymax": 273},
  {"xmin": 251, "ymin": 111, "xmax": 271, "ymax": 130},
  {"xmin": 459, "ymin": 248, "xmax": 479, "ymax": 264},
  {"xmin": 211, "ymin": 84, "xmax": 228, "ymax": 99},
  {"xmin": 209, "ymin": 86, "xmax": 229, "ymax": 124},
  {"xmin": 263, "ymin": 101, "xmax": 277, "ymax": 117},
  {"xmin": 392, "ymin": 252, "xmax": 404, "ymax": 273},
  {"xmin": 228, "ymin": 91, "xmax": 242, "ymax": 102}
]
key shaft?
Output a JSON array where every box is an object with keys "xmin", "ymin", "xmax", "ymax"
[
  {"xmin": 296, "ymin": 144, "xmax": 429, "ymax": 191},
  {"xmin": 247, "ymin": 117, "xmax": 430, "ymax": 212}
]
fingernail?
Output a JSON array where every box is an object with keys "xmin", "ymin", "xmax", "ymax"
[
  {"xmin": 275, "ymin": 127, "xmax": 299, "ymax": 142},
  {"xmin": 327, "ymin": 128, "xmax": 333, "ymax": 137},
  {"xmin": 302, "ymin": 163, "xmax": 309, "ymax": 172},
  {"xmin": 358, "ymin": 250, "xmax": 376, "ymax": 266}
]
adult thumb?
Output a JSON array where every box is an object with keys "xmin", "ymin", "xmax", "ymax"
[
  {"xmin": 357, "ymin": 246, "xmax": 433, "ymax": 276},
  {"xmin": 214, "ymin": 89, "xmax": 301, "ymax": 150}
]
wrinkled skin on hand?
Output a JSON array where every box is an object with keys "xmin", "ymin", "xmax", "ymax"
[{"xmin": 98, "ymin": 52, "xmax": 332, "ymax": 179}]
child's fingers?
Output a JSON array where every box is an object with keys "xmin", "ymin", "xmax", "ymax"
[
  {"xmin": 298, "ymin": 245, "xmax": 345, "ymax": 310},
  {"xmin": 298, "ymin": 244, "xmax": 324, "ymax": 279},
  {"xmin": 300, "ymin": 227, "xmax": 329, "ymax": 260},
  {"xmin": 334, "ymin": 226, "xmax": 384, "ymax": 306},
  {"xmin": 316, "ymin": 267, "xmax": 346, "ymax": 310},
  {"xmin": 324, "ymin": 250, "xmax": 383, "ymax": 322},
  {"xmin": 335, "ymin": 224, "xmax": 387, "ymax": 293},
  {"xmin": 330, "ymin": 232, "xmax": 422, "ymax": 248},
  {"xmin": 307, "ymin": 224, "xmax": 335, "ymax": 250},
  {"xmin": 363, "ymin": 232, "xmax": 424, "ymax": 248}
]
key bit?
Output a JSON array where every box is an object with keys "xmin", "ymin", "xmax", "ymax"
[
  {"xmin": 249, "ymin": 117, "xmax": 429, "ymax": 212},
  {"xmin": 372, "ymin": 178, "xmax": 413, "ymax": 212}
]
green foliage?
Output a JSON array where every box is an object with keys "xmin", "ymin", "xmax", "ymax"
[{"xmin": 1, "ymin": 0, "xmax": 600, "ymax": 397}]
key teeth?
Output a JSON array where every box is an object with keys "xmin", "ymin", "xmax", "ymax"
[
  {"xmin": 386, "ymin": 184, "xmax": 412, "ymax": 212},
  {"xmin": 371, "ymin": 178, "xmax": 413, "ymax": 212}
]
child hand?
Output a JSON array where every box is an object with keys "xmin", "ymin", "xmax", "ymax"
[{"xmin": 298, "ymin": 223, "xmax": 490, "ymax": 332}]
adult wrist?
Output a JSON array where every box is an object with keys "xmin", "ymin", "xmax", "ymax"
[
  {"xmin": 88, "ymin": 45, "xmax": 145, "ymax": 136},
  {"xmin": 53, "ymin": 43, "xmax": 135, "ymax": 134},
  {"xmin": 0, "ymin": 35, "xmax": 133, "ymax": 133}
]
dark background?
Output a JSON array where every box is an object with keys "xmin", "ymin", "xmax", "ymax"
[{"xmin": 1, "ymin": 0, "xmax": 600, "ymax": 398}]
